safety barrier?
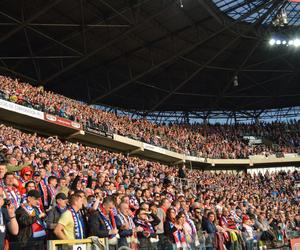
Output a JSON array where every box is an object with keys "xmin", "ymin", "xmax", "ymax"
[
  {"xmin": 47, "ymin": 238, "xmax": 108, "ymax": 250},
  {"xmin": 172, "ymin": 176, "xmax": 197, "ymax": 191}
]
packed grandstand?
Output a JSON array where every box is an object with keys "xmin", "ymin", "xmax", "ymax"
[
  {"xmin": 0, "ymin": 75, "xmax": 299, "ymax": 250},
  {"xmin": 1, "ymin": 0, "xmax": 300, "ymax": 249},
  {"xmin": 0, "ymin": 75, "xmax": 299, "ymax": 160}
]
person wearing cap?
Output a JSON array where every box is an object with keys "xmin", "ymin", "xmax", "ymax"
[
  {"xmin": 54, "ymin": 193, "xmax": 85, "ymax": 240},
  {"xmin": 17, "ymin": 166, "xmax": 33, "ymax": 195},
  {"xmin": 241, "ymin": 215, "xmax": 254, "ymax": 250},
  {"xmin": 11, "ymin": 189, "xmax": 46, "ymax": 250},
  {"xmin": 134, "ymin": 208, "xmax": 159, "ymax": 250},
  {"xmin": 45, "ymin": 192, "xmax": 68, "ymax": 240}
]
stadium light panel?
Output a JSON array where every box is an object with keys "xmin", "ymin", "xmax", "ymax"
[{"xmin": 269, "ymin": 39, "xmax": 276, "ymax": 45}]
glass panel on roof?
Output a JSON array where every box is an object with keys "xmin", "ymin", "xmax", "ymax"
[{"xmin": 211, "ymin": 0, "xmax": 300, "ymax": 26}]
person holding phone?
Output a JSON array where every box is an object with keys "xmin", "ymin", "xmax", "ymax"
[{"xmin": 0, "ymin": 188, "xmax": 19, "ymax": 250}]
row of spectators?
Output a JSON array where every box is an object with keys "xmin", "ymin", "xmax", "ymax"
[
  {"xmin": 0, "ymin": 75, "xmax": 299, "ymax": 159},
  {"xmin": 0, "ymin": 123, "xmax": 299, "ymax": 250}
]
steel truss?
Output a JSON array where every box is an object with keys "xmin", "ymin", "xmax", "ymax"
[
  {"xmin": 93, "ymin": 105, "xmax": 300, "ymax": 124},
  {"xmin": 0, "ymin": 0, "xmax": 299, "ymax": 117}
]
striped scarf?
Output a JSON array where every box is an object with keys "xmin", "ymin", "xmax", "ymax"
[
  {"xmin": 48, "ymin": 185, "xmax": 57, "ymax": 206},
  {"xmin": 22, "ymin": 203, "xmax": 46, "ymax": 238},
  {"xmin": 135, "ymin": 218, "xmax": 155, "ymax": 235},
  {"xmin": 3, "ymin": 185, "xmax": 21, "ymax": 208},
  {"xmin": 39, "ymin": 179, "xmax": 48, "ymax": 206},
  {"xmin": 69, "ymin": 206, "xmax": 84, "ymax": 239},
  {"xmin": 173, "ymin": 229, "xmax": 188, "ymax": 249},
  {"xmin": 118, "ymin": 212, "xmax": 135, "ymax": 231},
  {"xmin": 98, "ymin": 206, "xmax": 117, "ymax": 239},
  {"xmin": 118, "ymin": 212, "xmax": 138, "ymax": 244},
  {"xmin": 185, "ymin": 214, "xmax": 197, "ymax": 241}
]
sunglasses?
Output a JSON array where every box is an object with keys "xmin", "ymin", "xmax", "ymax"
[{"xmin": 24, "ymin": 173, "xmax": 31, "ymax": 176}]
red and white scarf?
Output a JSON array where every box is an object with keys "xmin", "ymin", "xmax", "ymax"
[
  {"xmin": 173, "ymin": 229, "xmax": 188, "ymax": 249},
  {"xmin": 118, "ymin": 212, "xmax": 135, "ymax": 230},
  {"xmin": 39, "ymin": 180, "xmax": 48, "ymax": 206},
  {"xmin": 48, "ymin": 185, "xmax": 57, "ymax": 206},
  {"xmin": 99, "ymin": 206, "xmax": 117, "ymax": 239},
  {"xmin": 22, "ymin": 203, "xmax": 46, "ymax": 238},
  {"xmin": 3, "ymin": 185, "xmax": 21, "ymax": 208},
  {"xmin": 0, "ymin": 179, "xmax": 4, "ymax": 188}
]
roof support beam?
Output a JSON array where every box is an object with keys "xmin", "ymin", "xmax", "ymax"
[
  {"xmin": 89, "ymin": 0, "xmax": 276, "ymax": 105},
  {"xmin": 197, "ymin": 0, "xmax": 224, "ymax": 25},
  {"xmin": 0, "ymin": 0, "xmax": 63, "ymax": 45},
  {"xmin": 10, "ymin": 0, "xmax": 152, "ymax": 69},
  {"xmin": 0, "ymin": 66, "xmax": 37, "ymax": 83},
  {"xmin": 40, "ymin": 0, "xmax": 174, "ymax": 86},
  {"xmin": 99, "ymin": 0, "xmax": 133, "ymax": 24},
  {"xmin": 0, "ymin": 56, "xmax": 80, "ymax": 60},
  {"xmin": 23, "ymin": 27, "xmax": 40, "ymax": 81},
  {"xmin": 0, "ymin": 22, "xmax": 130, "ymax": 28},
  {"xmin": 0, "ymin": 10, "xmax": 83, "ymax": 56},
  {"xmin": 146, "ymin": 36, "xmax": 240, "ymax": 113}
]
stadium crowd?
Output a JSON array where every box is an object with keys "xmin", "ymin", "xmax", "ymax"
[
  {"xmin": 0, "ymin": 123, "xmax": 299, "ymax": 250},
  {"xmin": 0, "ymin": 75, "xmax": 300, "ymax": 159}
]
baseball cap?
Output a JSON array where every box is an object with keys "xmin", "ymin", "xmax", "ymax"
[
  {"xmin": 56, "ymin": 193, "xmax": 68, "ymax": 200},
  {"xmin": 243, "ymin": 215, "xmax": 250, "ymax": 223},
  {"xmin": 33, "ymin": 171, "xmax": 41, "ymax": 177},
  {"xmin": 27, "ymin": 190, "xmax": 41, "ymax": 199}
]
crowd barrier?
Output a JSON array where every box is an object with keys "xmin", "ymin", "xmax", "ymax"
[
  {"xmin": 47, "ymin": 238, "xmax": 108, "ymax": 250},
  {"xmin": 5, "ymin": 231, "xmax": 300, "ymax": 250}
]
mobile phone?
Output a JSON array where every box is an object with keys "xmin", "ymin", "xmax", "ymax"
[{"xmin": 4, "ymin": 199, "xmax": 11, "ymax": 206}]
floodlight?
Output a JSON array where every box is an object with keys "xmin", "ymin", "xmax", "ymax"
[{"xmin": 269, "ymin": 39, "xmax": 276, "ymax": 46}]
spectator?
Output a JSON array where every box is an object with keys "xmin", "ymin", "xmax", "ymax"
[
  {"xmin": 54, "ymin": 193, "xmax": 85, "ymax": 240},
  {"xmin": 135, "ymin": 208, "xmax": 158, "ymax": 250},
  {"xmin": 88, "ymin": 196, "xmax": 119, "ymax": 250},
  {"xmin": 242, "ymin": 215, "xmax": 254, "ymax": 250},
  {"xmin": 47, "ymin": 176, "xmax": 58, "ymax": 210},
  {"xmin": 0, "ymin": 188, "xmax": 18, "ymax": 250},
  {"xmin": 0, "ymin": 115, "xmax": 296, "ymax": 249},
  {"xmin": 156, "ymin": 198, "xmax": 171, "ymax": 250},
  {"xmin": 45, "ymin": 193, "xmax": 68, "ymax": 240},
  {"xmin": 172, "ymin": 211, "xmax": 189, "ymax": 250},
  {"xmin": 116, "ymin": 202, "xmax": 141, "ymax": 248},
  {"xmin": 2, "ymin": 173, "xmax": 21, "ymax": 209},
  {"xmin": 12, "ymin": 190, "xmax": 46, "ymax": 250}
]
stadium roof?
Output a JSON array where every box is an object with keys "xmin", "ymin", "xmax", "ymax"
[
  {"xmin": 1, "ymin": 0, "xmax": 300, "ymax": 114},
  {"xmin": 213, "ymin": 0, "xmax": 300, "ymax": 26}
]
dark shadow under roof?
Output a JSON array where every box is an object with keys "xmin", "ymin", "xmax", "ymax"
[{"xmin": 0, "ymin": 0, "xmax": 300, "ymax": 113}]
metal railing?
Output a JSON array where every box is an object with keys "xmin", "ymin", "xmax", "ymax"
[
  {"xmin": 47, "ymin": 238, "xmax": 108, "ymax": 250},
  {"xmin": 172, "ymin": 176, "xmax": 197, "ymax": 191}
]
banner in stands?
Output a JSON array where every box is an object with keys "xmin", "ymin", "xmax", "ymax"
[
  {"xmin": 290, "ymin": 238, "xmax": 300, "ymax": 250},
  {"xmin": 85, "ymin": 126, "xmax": 113, "ymax": 138},
  {"xmin": 0, "ymin": 99, "xmax": 44, "ymax": 120},
  {"xmin": 44, "ymin": 113, "xmax": 82, "ymax": 130}
]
